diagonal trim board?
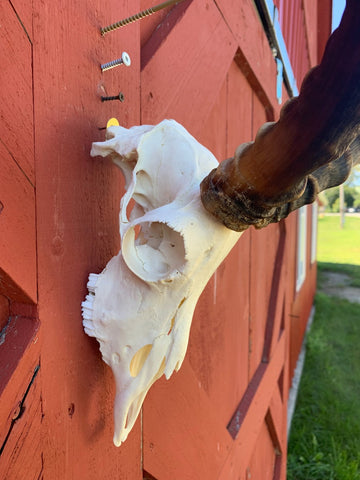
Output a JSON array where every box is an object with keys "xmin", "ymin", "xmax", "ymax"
[
  {"xmin": 214, "ymin": 0, "xmax": 279, "ymax": 110},
  {"xmin": 220, "ymin": 333, "xmax": 285, "ymax": 478},
  {"xmin": 0, "ymin": 141, "xmax": 36, "ymax": 303},
  {"xmin": 263, "ymin": 222, "xmax": 286, "ymax": 362}
]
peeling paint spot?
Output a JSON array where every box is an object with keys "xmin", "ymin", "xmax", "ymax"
[
  {"xmin": 68, "ymin": 403, "xmax": 75, "ymax": 418},
  {"xmin": 0, "ymin": 318, "xmax": 10, "ymax": 345}
]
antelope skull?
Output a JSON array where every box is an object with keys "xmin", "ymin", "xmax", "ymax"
[{"xmin": 82, "ymin": 120, "xmax": 242, "ymax": 446}]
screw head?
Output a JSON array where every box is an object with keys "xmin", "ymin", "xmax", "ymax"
[{"xmin": 121, "ymin": 52, "xmax": 131, "ymax": 67}]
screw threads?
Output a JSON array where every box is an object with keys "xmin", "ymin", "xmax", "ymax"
[
  {"xmin": 101, "ymin": 93, "xmax": 125, "ymax": 102},
  {"xmin": 100, "ymin": 0, "xmax": 185, "ymax": 36},
  {"xmin": 101, "ymin": 58, "xmax": 123, "ymax": 71},
  {"xmin": 101, "ymin": 8, "xmax": 155, "ymax": 35},
  {"xmin": 101, "ymin": 52, "xmax": 131, "ymax": 72}
]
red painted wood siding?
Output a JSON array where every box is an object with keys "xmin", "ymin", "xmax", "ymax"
[
  {"xmin": 276, "ymin": 0, "xmax": 311, "ymax": 85},
  {"xmin": 275, "ymin": 0, "xmax": 331, "ymax": 85},
  {"xmin": 288, "ymin": 204, "xmax": 318, "ymax": 380},
  {"xmin": 0, "ymin": 0, "xmax": 330, "ymax": 478}
]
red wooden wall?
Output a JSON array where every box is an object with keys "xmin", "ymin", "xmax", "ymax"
[
  {"xmin": 275, "ymin": 0, "xmax": 332, "ymax": 84},
  {"xmin": 0, "ymin": 0, "xmax": 330, "ymax": 478}
]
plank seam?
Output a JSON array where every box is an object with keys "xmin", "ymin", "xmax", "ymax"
[
  {"xmin": 8, "ymin": 0, "xmax": 32, "ymax": 44},
  {"xmin": 0, "ymin": 137, "xmax": 34, "ymax": 188},
  {"xmin": 0, "ymin": 364, "xmax": 39, "ymax": 456}
]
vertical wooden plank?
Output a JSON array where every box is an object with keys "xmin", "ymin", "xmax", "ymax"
[
  {"xmin": 189, "ymin": 61, "xmax": 252, "ymax": 426},
  {"xmin": 189, "ymin": 232, "xmax": 251, "ymax": 427},
  {"xmin": 247, "ymin": 422, "xmax": 276, "ymax": 480},
  {"xmin": 226, "ymin": 61, "xmax": 254, "ymax": 152},
  {"xmin": 141, "ymin": 0, "xmax": 237, "ymax": 135},
  {"xmin": 143, "ymin": 360, "xmax": 233, "ymax": 480},
  {"xmin": 33, "ymin": 0, "xmax": 142, "ymax": 477},
  {"xmin": 195, "ymin": 73, "xmax": 228, "ymax": 159}
]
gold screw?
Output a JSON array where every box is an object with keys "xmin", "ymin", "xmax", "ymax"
[{"xmin": 100, "ymin": 0, "xmax": 187, "ymax": 36}]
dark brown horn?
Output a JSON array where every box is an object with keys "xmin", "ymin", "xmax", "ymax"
[{"xmin": 200, "ymin": 0, "xmax": 360, "ymax": 231}]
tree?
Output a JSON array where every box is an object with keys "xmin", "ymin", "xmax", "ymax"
[
  {"xmin": 324, "ymin": 185, "xmax": 358, "ymax": 211},
  {"xmin": 353, "ymin": 188, "xmax": 360, "ymax": 209},
  {"xmin": 324, "ymin": 187, "xmax": 340, "ymax": 211}
]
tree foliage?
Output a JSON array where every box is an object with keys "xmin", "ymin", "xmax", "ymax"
[{"xmin": 323, "ymin": 183, "xmax": 360, "ymax": 212}]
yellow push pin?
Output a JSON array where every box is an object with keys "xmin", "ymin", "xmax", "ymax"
[{"xmin": 106, "ymin": 117, "xmax": 120, "ymax": 128}]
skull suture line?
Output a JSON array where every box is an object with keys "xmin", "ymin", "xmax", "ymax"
[{"xmin": 82, "ymin": 120, "xmax": 242, "ymax": 446}]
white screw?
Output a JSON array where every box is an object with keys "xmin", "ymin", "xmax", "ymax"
[{"xmin": 101, "ymin": 52, "xmax": 131, "ymax": 72}]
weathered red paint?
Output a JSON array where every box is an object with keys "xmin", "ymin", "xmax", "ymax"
[
  {"xmin": 288, "ymin": 205, "xmax": 318, "ymax": 380},
  {"xmin": 277, "ymin": 0, "xmax": 313, "ymax": 84},
  {"xmin": 0, "ymin": 0, "xmax": 330, "ymax": 478}
]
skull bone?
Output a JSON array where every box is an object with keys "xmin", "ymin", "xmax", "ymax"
[{"xmin": 82, "ymin": 120, "xmax": 242, "ymax": 446}]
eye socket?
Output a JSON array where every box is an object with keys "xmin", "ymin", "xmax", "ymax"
[{"xmin": 122, "ymin": 221, "xmax": 186, "ymax": 282}]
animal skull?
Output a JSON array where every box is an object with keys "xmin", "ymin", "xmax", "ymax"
[{"xmin": 82, "ymin": 120, "xmax": 242, "ymax": 446}]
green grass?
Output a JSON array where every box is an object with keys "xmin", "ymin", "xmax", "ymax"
[
  {"xmin": 287, "ymin": 214, "xmax": 360, "ymax": 480},
  {"xmin": 287, "ymin": 293, "xmax": 360, "ymax": 480},
  {"xmin": 317, "ymin": 215, "xmax": 360, "ymax": 265}
]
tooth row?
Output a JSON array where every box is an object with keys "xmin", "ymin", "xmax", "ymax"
[
  {"xmin": 82, "ymin": 294, "xmax": 94, "ymax": 320},
  {"xmin": 87, "ymin": 273, "xmax": 99, "ymax": 293}
]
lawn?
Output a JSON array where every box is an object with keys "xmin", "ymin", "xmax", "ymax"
[
  {"xmin": 287, "ymin": 214, "xmax": 360, "ymax": 480},
  {"xmin": 317, "ymin": 215, "xmax": 360, "ymax": 265}
]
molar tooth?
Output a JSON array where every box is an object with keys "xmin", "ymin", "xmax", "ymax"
[
  {"xmin": 87, "ymin": 273, "xmax": 99, "ymax": 293},
  {"xmin": 82, "ymin": 311, "xmax": 92, "ymax": 321},
  {"xmin": 81, "ymin": 295, "xmax": 95, "ymax": 320},
  {"xmin": 83, "ymin": 319, "xmax": 94, "ymax": 331},
  {"xmin": 83, "ymin": 294, "xmax": 94, "ymax": 307}
]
